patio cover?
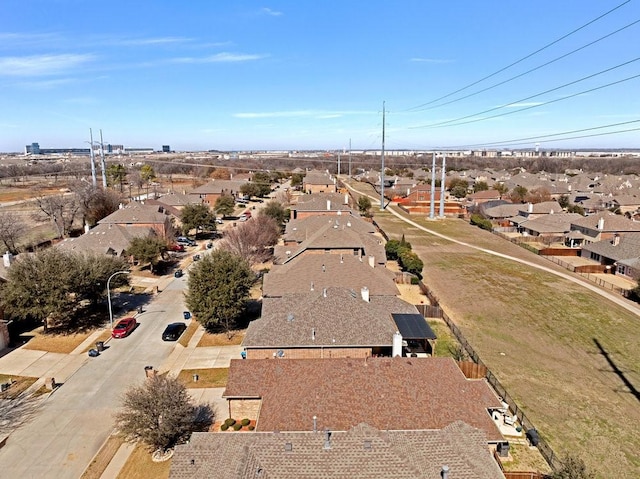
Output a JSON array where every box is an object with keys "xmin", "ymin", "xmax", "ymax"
[{"xmin": 392, "ymin": 313, "xmax": 437, "ymax": 340}]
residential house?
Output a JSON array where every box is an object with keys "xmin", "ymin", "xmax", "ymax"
[
  {"xmin": 56, "ymin": 223, "xmax": 157, "ymax": 257},
  {"xmin": 393, "ymin": 185, "xmax": 465, "ymax": 216},
  {"xmin": 274, "ymin": 215, "xmax": 385, "ymax": 266},
  {"xmin": 289, "ymin": 192, "xmax": 355, "ymax": 220},
  {"xmin": 262, "ymin": 253, "xmax": 399, "ymax": 298},
  {"xmin": 302, "ymin": 170, "xmax": 337, "ymax": 194},
  {"xmin": 518, "ymin": 213, "xmax": 583, "ymax": 238},
  {"xmin": 570, "ymin": 211, "xmax": 640, "ymax": 245},
  {"xmin": 468, "ymin": 189, "xmax": 502, "ymax": 207},
  {"xmin": 603, "ymin": 194, "xmax": 640, "ymax": 215},
  {"xmin": 222, "ymin": 357, "xmax": 505, "ymax": 444},
  {"xmin": 580, "ymin": 232, "xmax": 640, "ymax": 280},
  {"xmin": 242, "ymin": 287, "xmax": 428, "ymax": 359},
  {"xmin": 190, "ymin": 178, "xmax": 249, "ymax": 207},
  {"xmin": 169, "ymin": 422, "xmax": 506, "ymax": 479},
  {"xmin": 96, "ymin": 201, "xmax": 174, "ymax": 238}
]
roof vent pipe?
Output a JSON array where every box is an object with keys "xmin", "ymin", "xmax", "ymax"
[
  {"xmin": 327, "ymin": 200, "xmax": 331, "ymax": 211},
  {"xmin": 323, "ymin": 288, "xmax": 327, "ymax": 298},
  {"xmin": 313, "ymin": 415, "xmax": 317, "ymax": 433},
  {"xmin": 344, "ymin": 193, "xmax": 349, "ymax": 205},
  {"xmin": 441, "ymin": 465, "xmax": 450, "ymax": 479},
  {"xmin": 368, "ymin": 256, "xmax": 375, "ymax": 268},
  {"xmin": 527, "ymin": 202, "xmax": 533, "ymax": 213},
  {"xmin": 312, "ymin": 328, "xmax": 316, "ymax": 341},
  {"xmin": 361, "ymin": 286, "xmax": 370, "ymax": 303},
  {"xmin": 597, "ymin": 217, "xmax": 605, "ymax": 230},
  {"xmin": 323, "ymin": 429, "xmax": 331, "ymax": 450},
  {"xmin": 310, "ymin": 281, "xmax": 314, "ymax": 291}
]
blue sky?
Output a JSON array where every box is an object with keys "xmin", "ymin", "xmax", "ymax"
[{"xmin": 1, "ymin": 0, "xmax": 639, "ymax": 152}]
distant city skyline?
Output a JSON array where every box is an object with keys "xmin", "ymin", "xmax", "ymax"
[{"xmin": 2, "ymin": 1, "xmax": 639, "ymax": 153}]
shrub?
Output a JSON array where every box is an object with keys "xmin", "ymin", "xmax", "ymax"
[
  {"xmin": 385, "ymin": 239, "xmax": 401, "ymax": 260},
  {"xmin": 224, "ymin": 418, "xmax": 236, "ymax": 427},
  {"xmin": 247, "ymin": 425, "xmax": 255, "ymax": 431},
  {"xmin": 398, "ymin": 249, "xmax": 424, "ymax": 277},
  {"xmin": 470, "ymin": 214, "xmax": 493, "ymax": 231},
  {"xmin": 410, "ymin": 276, "xmax": 420, "ymax": 285},
  {"xmin": 241, "ymin": 418, "xmax": 250, "ymax": 426},
  {"xmin": 233, "ymin": 423, "xmax": 242, "ymax": 431},
  {"xmin": 220, "ymin": 423, "xmax": 229, "ymax": 431}
]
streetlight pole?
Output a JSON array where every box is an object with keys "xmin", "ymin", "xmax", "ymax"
[{"xmin": 107, "ymin": 270, "xmax": 130, "ymax": 330}]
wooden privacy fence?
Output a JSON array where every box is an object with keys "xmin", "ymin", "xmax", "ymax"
[
  {"xmin": 417, "ymin": 280, "xmax": 561, "ymax": 471},
  {"xmin": 504, "ymin": 472, "xmax": 547, "ymax": 479},
  {"xmin": 456, "ymin": 360, "xmax": 487, "ymax": 379}
]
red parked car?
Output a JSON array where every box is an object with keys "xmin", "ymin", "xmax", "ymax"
[
  {"xmin": 168, "ymin": 244, "xmax": 185, "ymax": 252},
  {"xmin": 112, "ymin": 317, "xmax": 137, "ymax": 338}
]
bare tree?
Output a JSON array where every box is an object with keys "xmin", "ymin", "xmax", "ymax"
[
  {"xmin": 74, "ymin": 182, "xmax": 122, "ymax": 227},
  {"xmin": 218, "ymin": 215, "xmax": 280, "ymax": 266},
  {"xmin": 0, "ymin": 211, "xmax": 27, "ymax": 254},
  {"xmin": 32, "ymin": 190, "xmax": 81, "ymax": 238}
]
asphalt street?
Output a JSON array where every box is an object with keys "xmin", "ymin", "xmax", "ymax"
[{"xmin": 0, "ymin": 275, "xmax": 189, "ymax": 479}]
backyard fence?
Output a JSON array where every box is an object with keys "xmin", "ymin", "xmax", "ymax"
[{"xmin": 417, "ymin": 280, "xmax": 561, "ymax": 471}]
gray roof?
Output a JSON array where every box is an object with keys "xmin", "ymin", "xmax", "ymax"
[
  {"xmin": 97, "ymin": 201, "xmax": 169, "ymax": 225},
  {"xmin": 155, "ymin": 192, "xmax": 197, "ymax": 207},
  {"xmin": 303, "ymin": 170, "xmax": 335, "ymax": 185},
  {"xmin": 56, "ymin": 223, "xmax": 155, "ymax": 256},
  {"xmin": 170, "ymin": 422, "xmax": 505, "ymax": 479},
  {"xmin": 190, "ymin": 178, "xmax": 249, "ymax": 195},
  {"xmin": 262, "ymin": 254, "xmax": 398, "ymax": 297},
  {"xmin": 581, "ymin": 232, "xmax": 640, "ymax": 262},
  {"xmin": 292, "ymin": 192, "xmax": 354, "ymax": 213},
  {"xmin": 283, "ymin": 214, "xmax": 375, "ymax": 241},
  {"xmin": 520, "ymin": 213, "xmax": 583, "ymax": 234},
  {"xmin": 570, "ymin": 212, "xmax": 640, "ymax": 233},
  {"xmin": 483, "ymin": 203, "xmax": 522, "ymax": 219},
  {"xmin": 243, "ymin": 288, "xmax": 419, "ymax": 348}
]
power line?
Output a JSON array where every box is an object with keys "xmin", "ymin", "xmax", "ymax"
[
  {"xmin": 411, "ymin": 18, "xmax": 640, "ymax": 113},
  {"xmin": 411, "ymin": 69, "xmax": 640, "ymax": 130},
  {"xmin": 404, "ymin": 0, "xmax": 631, "ymax": 111},
  {"xmin": 447, "ymin": 119, "xmax": 640, "ymax": 148}
]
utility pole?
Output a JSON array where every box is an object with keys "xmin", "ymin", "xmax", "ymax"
[
  {"xmin": 89, "ymin": 128, "xmax": 97, "ymax": 187},
  {"xmin": 99, "ymin": 129, "xmax": 107, "ymax": 188},
  {"xmin": 337, "ymin": 153, "xmax": 341, "ymax": 176},
  {"xmin": 380, "ymin": 102, "xmax": 386, "ymax": 211}
]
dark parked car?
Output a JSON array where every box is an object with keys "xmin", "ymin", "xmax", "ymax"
[
  {"xmin": 112, "ymin": 317, "xmax": 137, "ymax": 338},
  {"xmin": 162, "ymin": 322, "xmax": 187, "ymax": 341},
  {"xmin": 176, "ymin": 237, "xmax": 196, "ymax": 247},
  {"xmin": 174, "ymin": 269, "xmax": 183, "ymax": 278}
]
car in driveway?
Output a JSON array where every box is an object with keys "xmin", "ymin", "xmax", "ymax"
[
  {"xmin": 112, "ymin": 317, "xmax": 137, "ymax": 338},
  {"xmin": 169, "ymin": 244, "xmax": 185, "ymax": 252},
  {"xmin": 162, "ymin": 322, "xmax": 187, "ymax": 341},
  {"xmin": 176, "ymin": 236, "xmax": 196, "ymax": 247}
]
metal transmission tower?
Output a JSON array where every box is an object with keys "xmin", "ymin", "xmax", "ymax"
[
  {"xmin": 439, "ymin": 155, "xmax": 446, "ymax": 218},
  {"xmin": 429, "ymin": 153, "xmax": 436, "ymax": 219},
  {"xmin": 380, "ymin": 102, "xmax": 386, "ymax": 211},
  {"xmin": 88, "ymin": 129, "xmax": 97, "ymax": 187},
  {"xmin": 99, "ymin": 129, "xmax": 107, "ymax": 188}
]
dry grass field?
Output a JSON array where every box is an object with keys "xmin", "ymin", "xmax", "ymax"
[{"xmin": 371, "ymin": 204, "xmax": 640, "ymax": 479}]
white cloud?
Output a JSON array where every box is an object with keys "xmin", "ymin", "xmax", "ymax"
[
  {"xmin": 16, "ymin": 78, "xmax": 77, "ymax": 89},
  {"xmin": 0, "ymin": 54, "xmax": 95, "ymax": 77},
  {"xmin": 108, "ymin": 36, "xmax": 193, "ymax": 46},
  {"xmin": 170, "ymin": 52, "xmax": 267, "ymax": 63},
  {"xmin": 261, "ymin": 7, "xmax": 283, "ymax": 16}
]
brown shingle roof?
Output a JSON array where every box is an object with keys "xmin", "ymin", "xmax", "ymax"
[
  {"xmin": 56, "ymin": 223, "xmax": 155, "ymax": 256},
  {"xmin": 170, "ymin": 422, "xmax": 505, "ymax": 479},
  {"xmin": 97, "ymin": 201, "xmax": 169, "ymax": 225},
  {"xmin": 262, "ymin": 254, "xmax": 399, "ymax": 297},
  {"xmin": 223, "ymin": 357, "xmax": 504, "ymax": 442},
  {"xmin": 243, "ymin": 288, "xmax": 417, "ymax": 348}
]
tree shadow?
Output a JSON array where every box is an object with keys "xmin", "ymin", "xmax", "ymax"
[
  {"xmin": 593, "ymin": 338, "xmax": 640, "ymax": 403},
  {"xmin": 192, "ymin": 403, "xmax": 215, "ymax": 432},
  {"xmin": 0, "ymin": 394, "xmax": 44, "ymax": 437}
]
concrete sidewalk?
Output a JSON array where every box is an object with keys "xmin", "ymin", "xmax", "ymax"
[
  {"xmin": 94, "ymin": 324, "xmax": 241, "ymax": 478},
  {"xmin": 0, "ymin": 328, "xmax": 109, "ymax": 396}
]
